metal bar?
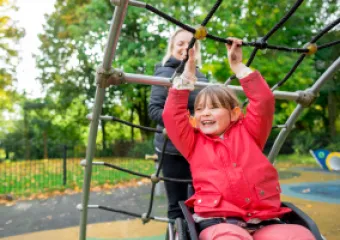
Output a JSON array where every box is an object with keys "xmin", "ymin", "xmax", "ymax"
[
  {"xmin": 103, "ymin": 2, "xmax": 130, "ymax": 69},
  {"xmin": 111, "ymin": 0, "xmax": 146, "ymax": 8},
  {"xmin": 78, "ymin": 1, "xmax": 129, "ymax": 240},
  {"xmin": 267, "ymin": 104, "xmax": 304, "ymax": 163},
  {"xmin": 123, "ymin": 72, "xmax": 300, "ymax": 101},
  {"xmin": 268, "ymin": 57, "xmax": 340, "ymax": 163}
]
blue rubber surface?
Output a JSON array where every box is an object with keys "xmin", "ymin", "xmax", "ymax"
[{"xmin": 281, "ymin": 180, "xmax": 340, "ymax": 204}]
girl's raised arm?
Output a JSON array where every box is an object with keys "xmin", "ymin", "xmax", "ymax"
[{"xmin": 226, "ymin": 39, "xmax": 275, "ymax": 149}]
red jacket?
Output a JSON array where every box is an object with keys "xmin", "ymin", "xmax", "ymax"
[{"xmin": 163, "ymin": 71, "xmax": 291, "ymax": 221}]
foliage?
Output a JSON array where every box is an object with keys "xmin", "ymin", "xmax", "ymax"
[
  {"xmin": 126, "ymin": 138, "xmax": 154, "ymax": 158},
  {"xmin": 0, "ymin": 0, "xmax": 24, "ymax": 112},
  {"xmin": 1, "ymin": 0, "xmax": 339, "ymax": 160}
]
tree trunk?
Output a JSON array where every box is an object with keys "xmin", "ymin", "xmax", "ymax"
[
  {"xmin": 101, "ymin": 107, "xmax": 107, "ymax": 153},
  {"xmin": 328, "ymin": 90, "xmax": 337, "ymax": 139},
  {"xmin": 101, "ymin": 121, "xmax": 107, "ymax": 152},
  {"xmin": 43, "ymin": 131, "xmax": 48, "ymax": 159},
  {"xmin": 130, "ymin": 108, "xmax": 134, "ymax": 142},
  {"xmin": 5, "ymin": 146, "xmax": 9, "ymax": 159},
  {"xmin": 24, "ymin": 109, "xmax": 30, "ymax": 160}
]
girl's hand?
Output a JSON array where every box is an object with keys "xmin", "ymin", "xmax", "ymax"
[{"xmin": 226, "ymin": 38, "xmax": 246, "ymax": 74}]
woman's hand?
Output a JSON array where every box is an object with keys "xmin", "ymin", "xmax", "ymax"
[
  {"xmin": 226, "ymin": 38, "xmax": 247, "ymax": 75},
  {"xmin": 173, "ymin": 48, "xmax": 197, "ymax": 91},
  {"xmin": 182, "ymin": 48, "xmax": 196, "ymax": 80}
]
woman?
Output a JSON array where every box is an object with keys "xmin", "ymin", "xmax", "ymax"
[{"xmin": 148, "ymin": 28, "xmax": 208, "ymax": 220}]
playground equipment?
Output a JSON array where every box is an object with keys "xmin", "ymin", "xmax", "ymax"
[
  {"xmin": 310, "ymin": 149, "xmax": 340, "ymax": 171},
  {"xmin": 76, "ymin": 0, "xmax": 340, "ymax": 239}
]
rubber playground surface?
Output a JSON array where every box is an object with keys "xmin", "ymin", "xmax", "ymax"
[{"xmin": 1, "ymin": 165, "xmax": 340, "ymax": 240}]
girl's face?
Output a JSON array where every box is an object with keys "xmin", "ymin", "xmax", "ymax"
[
  {"xmin": 171, "ymin": 31, "xmax": 193, "ymax": 61},
  {"xmin": 194, "ymin": 97, "xmax": 239, "ymax": 136}
]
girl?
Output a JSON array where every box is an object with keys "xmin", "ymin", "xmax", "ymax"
[{"xmin": 162, "ymin": 38, "xmax": 315, "ymax": 240}]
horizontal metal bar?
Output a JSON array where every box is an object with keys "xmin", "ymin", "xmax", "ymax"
[
  {"xmin": 153, "ymin": 216, "xmax": 171, "ymax": 223},
  {"xmin": 111, "ymin": 0, "xmax": 146, "ymax": 8},
  {"xmin": 123, "ymin": 72, "xmax": 300, "ymax": 101}
]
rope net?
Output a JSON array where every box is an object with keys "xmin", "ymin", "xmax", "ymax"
[{"xmin": 85, "ymin": 0, "xmax": 339, "ymax": 225}]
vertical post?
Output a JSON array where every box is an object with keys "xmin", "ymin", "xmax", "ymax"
[
  {"xmin": 268, "ymin": 104, "xmax": 305, "ymax": 163},
  {"xmin": 78, "ymin": 1, "xmax": 130, "ymax": 240},
  {"xmin": 63, "ymin": 145, "xmax": 67, "ymax": 186}
]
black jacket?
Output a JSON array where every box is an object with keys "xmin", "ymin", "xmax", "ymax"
[{"xmin": 148, "ymin": 57, "xmax": 208, "ymax": 155}]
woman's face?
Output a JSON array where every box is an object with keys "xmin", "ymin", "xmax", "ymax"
[{"xmin": 171, "ymin": 31, "xmax": 193, "ymax": 61}]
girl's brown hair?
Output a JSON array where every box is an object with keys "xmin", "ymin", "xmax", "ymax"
[{"xmin": 194, "ymin": 85, "xmax": 240, "ymax": 111}]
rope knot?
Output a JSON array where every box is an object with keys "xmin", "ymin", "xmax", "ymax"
[
  {"xmin": 194, "ymin": 25, "xmax": 207, "ymax": 40},
  {"xmin": 303, "ymin": 43, "xmax": 318, "ymax": 55},
  {"xmin": 255, "ymin": 38, "xmax": 268, "ymax": 49}
]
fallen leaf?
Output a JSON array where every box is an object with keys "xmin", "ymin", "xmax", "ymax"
[{"xmin": 302, "ymin": 188, "xmax": 310, "ymax": 193}]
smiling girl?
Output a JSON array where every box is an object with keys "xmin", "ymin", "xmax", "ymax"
[{"xmin": 162, "ymin": 38, "xmax": 315, "ymax": 240}]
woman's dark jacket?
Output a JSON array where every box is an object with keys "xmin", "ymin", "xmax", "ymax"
[{"xmin": 148, "ymin": 57, "xmax": 209, "ymax": 155}]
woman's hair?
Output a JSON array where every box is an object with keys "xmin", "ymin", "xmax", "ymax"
[
  {"xmin": 194, "ymin": 85, "xmax": 240, "ymax": 111},
  {"xmin": 162, "ymin": 28, "xmax": 202, "ymax": 66}
]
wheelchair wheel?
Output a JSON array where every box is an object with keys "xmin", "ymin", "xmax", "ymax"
[{"xmin": 174, "ymin": 218, "xmax": 188, "ymax": 240}]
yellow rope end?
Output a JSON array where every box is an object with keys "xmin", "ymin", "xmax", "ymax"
[
  {"xmin": 194, "ymin": 26, "xmax": 207, "ymax": 40},
  {"xmin": 305, "ymin": 43, "xmax": 318, "ymax": 55}
]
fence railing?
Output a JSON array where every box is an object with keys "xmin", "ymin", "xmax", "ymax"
[{"xmin": 0, "ymin": 144, "xmax": 154, "ymax": 197}]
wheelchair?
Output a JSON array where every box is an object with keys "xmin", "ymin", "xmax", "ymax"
[{"xmin": 166, "ymin": 185, "xmax": 324, "ymax": 240}]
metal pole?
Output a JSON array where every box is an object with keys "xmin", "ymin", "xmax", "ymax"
[
  {"xmin": 78, "ymin": 1, "xmax": 129, "ymax": 240},
  {"xmin": 268, "ymin": 57, "xmax": 340, "ymax": 163},
  {"xmin": 268, "ymin": 104, "xmax": 304, "ymax": 163},
  {"xmin": 111, "ymin": 0, "xmax": 146, "ymax": 8},
  {"xmin": 123, "ymin": 72, "xmax": 301, "ymax": 101}
]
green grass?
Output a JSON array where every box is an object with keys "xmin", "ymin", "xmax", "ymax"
[
  {"xmin": 0, "ymin": 157, "xmax": 154, "ymax": 196},
  {"xmin": 275, "ymin": 153, "xmax": 319, "ymax": 166}
]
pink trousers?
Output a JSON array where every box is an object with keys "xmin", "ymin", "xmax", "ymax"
[{"xmin": 199, "ymin": 223, "xmax": 316, "ymax": 240}]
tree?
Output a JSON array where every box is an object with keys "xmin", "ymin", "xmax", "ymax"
[
  {"xmin": 35, "ymin": 0, "xmax": 339, "ymax": 154},
  {"xmin": 0, "ymin": 0, "xmax": 24, "ymax": 112}
]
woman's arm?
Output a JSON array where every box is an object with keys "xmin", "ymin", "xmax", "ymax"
[
  {"xmin": 148, "ymin": 85, "xmax": 167, "ymax": 124},
  {"xmin": 148, "ymin": 66, "xmax": 174, "ymax": 125}
]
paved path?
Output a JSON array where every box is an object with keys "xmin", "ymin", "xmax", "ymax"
[
  {"xmin": 1, "ymin": 168, "xmax": 340, "ymax": 240},
  {"xmin": 0, "ymin": 184, "xmax": 167, "ymax": 238}
]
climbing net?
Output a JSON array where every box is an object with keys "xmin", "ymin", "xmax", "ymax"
[{"xmin": 78, "ymin": 0, "xmax": 340, "ymax": 239}]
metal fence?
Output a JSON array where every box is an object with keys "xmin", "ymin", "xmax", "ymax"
[{"xmin": 0, "ymin": 142, "xmax": 155, "ymax": 197}]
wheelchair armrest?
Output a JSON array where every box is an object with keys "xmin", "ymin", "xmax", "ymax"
[
  {"xmin": 179, "ymin": 201, "xmax": 199, "ymax": 240},
  {"xmin": 281, "ymin": 202, "xmax": 323, "ymax": 240}
]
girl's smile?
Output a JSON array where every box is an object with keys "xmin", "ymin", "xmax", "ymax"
[{"xmin": 195, "ymin": 96, "xmax": 241, "ymax": 136}]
